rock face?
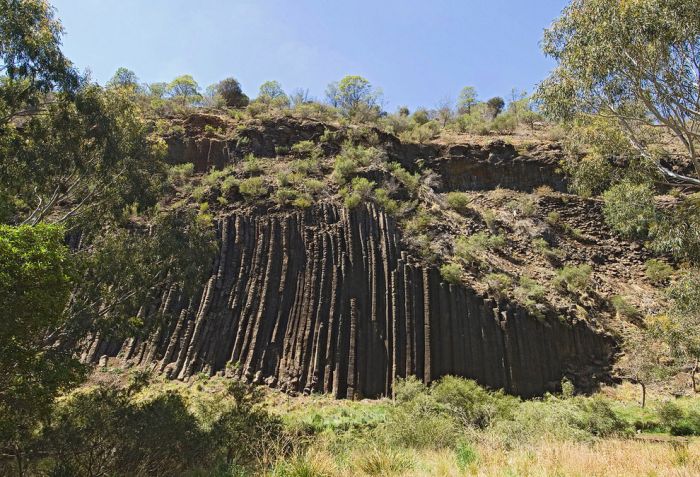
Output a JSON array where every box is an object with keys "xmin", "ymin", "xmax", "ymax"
[
  {"xmin": 85, "ymin": 203, "xmax": 613, "ymax": 398},
  {"xmin": 164, "ymin": 114, "xmax": 566, "ymax": 193}
]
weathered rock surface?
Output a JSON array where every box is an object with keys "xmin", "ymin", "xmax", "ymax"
[{"xmin": 85, "ymin": 203, "xmax": 613, "ymax": 398}]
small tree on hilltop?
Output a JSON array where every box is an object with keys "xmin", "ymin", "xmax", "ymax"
[
  {"xmin": 168, "ymin": 74, "xmax": 202, "ymax": 105},
  {"xmin": 326, "ymin": 75, "xmax": 382, "ymax": 118},
  {"xmin": 214, "ymin": 77, "xmax": 249, "ymax": 109},
  {"xmin": 457, "ymin": 86, "xmax": 478, "ymax": 115},
  {"xmin": 485, "ymin": 97, "xmax": 505, "ymax": 120}
]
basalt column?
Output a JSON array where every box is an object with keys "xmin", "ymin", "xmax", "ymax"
[{"xmin": 85, "ymin": 203, "xmax": 613, "ymax": 398}]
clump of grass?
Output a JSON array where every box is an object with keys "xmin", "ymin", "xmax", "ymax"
[
  {"xmin": 445, "ymin": 191, "xmax": 472, "ymax": 212},
  {"xmin": 644, "ymin": 259, "xmax": 673, "ymax": 284},
  {"xmin": 440, "ymin": 263, "xmax": 463, "ymax": 284},
  {"xmin": 403, "ymin": 208, "xmax": 433, "ymax": 234},
  {"xmin": 610, "ymin": 295, "xmax": 641, "ymax": 319},
  {"xmin": 291, "ymin": 158, "xmax": 320, "ymax": 175},
  {"xmin": 454, "ymin": 232, "xmax": 506, "ymax": 263},
  {"xmin": 485, "ymin": 273, "xmax": 513, "ymax": 297},
  {"xmin": 239, "ymin": 177, "xmax": 267, "ymax": 200},
  {"xmin": 340, "ymin": 177, "xmax": 376, "ymax": 209},
  {"xmin": 482, "ymin": 209, "xmax": 498, "ymax": 233},
  {"xmin": 546, "ymin": 211, "xmax": 561, "ymax": 225},
  {"xmin": 553, "ymin": 264, "xmax": 592, "ymax": 294},
  {"xmin": 220, "ymin": 175, "xmax": 239, "ymax": 195},
  {"xmin": 352, "ymin": 447, "xmax": 415, "ymax": 476},
  {"xmin": 167, "ymin": 163, "xmax": 194, "ymax": 187},
  {"xmin": 243, "ymin": 153, "xmax": 263, "ymax": 175},
  {"xmin": 532, "ymin": 237, "xmax": 563, "ymax": 261},
  {"xmin": 506, "ymin": 195, "xmax": 538, "ymax": 217}
]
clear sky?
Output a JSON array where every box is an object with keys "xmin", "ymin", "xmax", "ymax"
[{"xmin": 50, "ymin": 0, "xmax": 568, "ymax": 111}]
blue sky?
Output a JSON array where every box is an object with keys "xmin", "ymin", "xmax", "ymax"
[{"xmin": 51, "ymin": 0, "xmax": 568, "ymax": 111}]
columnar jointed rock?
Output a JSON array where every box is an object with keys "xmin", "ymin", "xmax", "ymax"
[{"xmin": 84, "ymin": 204, "xmax": 613, "ymax": 398}]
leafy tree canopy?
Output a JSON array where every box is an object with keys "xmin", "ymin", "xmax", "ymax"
[
  {"xmin": 538, "ymin": 0, "xmax": 700, "ymax": 187},
  {"xmin": 326, "ymin": 75, "xmax": 382, "ymax": 117}
]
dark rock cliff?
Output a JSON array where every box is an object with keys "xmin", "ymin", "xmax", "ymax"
[{"xmin": 85, "ymin": 202, "xmax": 613, "ymax": 398}]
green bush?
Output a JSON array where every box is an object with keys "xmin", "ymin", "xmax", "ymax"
[
  {"xmin": 506, "ymin": 195, "xmax": 537, "ymax": 217},
  {"xmin": 454, "ymin": 441, "xmax": 478, "ymax": 470},
  {"xmin": 440, "ymin": 263, "xmax": 463, "ymax": 284},
  {"xmin": 239, "ymin": 177, "xmax": 267, "ymax": 200},
  {"xmin": 332, "ymin": 157, "xmax": 358, "ymax": 184},
  {"xmin": 553, "ymin": 264, "xmax": 592, "ymax": 294},
  {"xmin": 658, "ymin": 401, "xmax": 700, "ymax": 436},
  {"xmin": 292, "ymin": 194, "xmax": 313, "ymax": 209},
  {"xmin": 388, "ymin": 163, "xmax": 421, "ymax": 193},
  {"xmin": 403, "ymin": 208, "xmax": 433, "ymax": 234},
  {"xmin": 644, "ymin": 259, "xmax": 673, "ymax": 284},
  {"xmin": 602, "ymin": 181, "xmax": 657, "ymax": 239},
  {"xmin": 430, "ymin": 376, "xmax": 518, "ymax": 428},
  {"xmin": 221, "ymin": 175, "xmax": 240, "ymax": 195},
  {"xmin": 445, "ymin": 192, "xmax": 472, "ymax": 211},
  {"xmin": 546, "ymin": 211, "xmax": 561, "ymax": 225},
  {"xmin": 168, "ymin": 163, "xmax": 195, "ymax": 186},
  {"xmin": 610, "ymin": 295, "xmax": 640, "ymax": 319},
  {"xmin": 243, "ymin": 153, "xmax": 263, "ymax": 175},
  {"xmin": 454, "ymin": 232, "xmax": 506, "ymax": 263},
  {"xmin": 343, "ymin": 192, "xmax": 362, "ymax": 209},
  {"xmin": 485, "ymin": 273, "xmax": 513, "ymax": 296},
  {"xmin": 491, "ymin": 112, "xmax": 518, "ymax": 134},
  {"xmin": 374, "ymin": 188, "xmax": 399, "ymax": 215}
]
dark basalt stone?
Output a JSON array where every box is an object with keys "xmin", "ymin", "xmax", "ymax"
[{"xmin": 84, "ymin": 203, "xmax": 613, "ymax": 398}]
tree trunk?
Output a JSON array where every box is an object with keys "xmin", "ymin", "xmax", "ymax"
[
  {"xmin": 692, "ymin": 359, "xmax": 699, "ymax": 393},
  {"xmin": 641, "ymin": 382, "xmax": 647, "ymax": 408}
]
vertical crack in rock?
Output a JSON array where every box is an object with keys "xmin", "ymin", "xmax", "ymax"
[{"xmin": 88, "ymin": 203, "xmax": 613, "ymax": 398}]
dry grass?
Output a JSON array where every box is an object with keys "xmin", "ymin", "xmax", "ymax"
[{"xmin": 283, "ymin": 439, "xmax": 700, "ymax": 477}]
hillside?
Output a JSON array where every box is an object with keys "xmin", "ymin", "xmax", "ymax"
[{"xmin": 81, "ymin": 112, "xmax": 669, "ymax": 399}]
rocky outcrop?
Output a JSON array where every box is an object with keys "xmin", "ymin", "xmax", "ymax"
[
  {"xmin": 163, "ymin": 114, "xmax": 566, "ymax": 193},
  {"xmin": 85, "ymin": 203, "xmax": 613, "ymax": 398}
]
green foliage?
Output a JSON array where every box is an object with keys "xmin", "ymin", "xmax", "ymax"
[
  {"xmin": 485, "ymin": 97, "xmax": 505, "ymax": 119},
  {"xmin": 644, "ymin": 259, "xmax": 673, "ymax": 284},
  {"xmin": 658, "ymin": 402, "xmax": 700, "ymax": 436},
  {"xmin": 651, "ymin": 194, "xmax": 700, "ymax": 265},
  {"xmin": 485, "ymin": 273, "xmax": 513, "ymax": 296},
  {"xmin": 610, "ymin": 295, "xmax": 640, "ymax": 319},
  {"xmin": 440, "ymin": 263, "xmax": 463, "ymax": 284},
  {"xmin": 326, "ymin": 75, "xmax": 382, "ymax": 118},
  {"xmin": 0, "ymin": 224, "xmax": 85, "ymax": 466},
  {"xmin": 241, "ymin": 153, "xmax": 262, "ymax": 175},
  {"xmin": 454, "ymin": 232, "xmax": 506, "ymax": 263},
  {"xmin": 538, "ymin": 0, "xmax": 700, "ymax": 186},
  {"xmin": 457, "ymin": 86, "xmax": 478, "ymax": 115},
  {"xmin": 445, "ymin": 192, "xmax": 472, "ymax": 211},
  {"xmin": 213, "ymin": 77, "xmax": 249, "ymax": 108},
  {"xmin": 257, "ymin": 80, "xmax": 289, "ymax": 109},
  {"xmin": 602, "ymin": 181, "xmax": 657, "ymax": 239},
  {"xmin": 506, "ymin": 195, "xmax": 537, "ymax": 217},
  {"xmin": 373, "ymin": 188, "xmax": 399, "ymax": 215},
  {"xmin": 387, "ymin": 163, "xmax": 421, "ymax": 193},
  {"xmin": 332, "ymin": 143, "xmax": 379, "ymax": 184},
  {"xmin": 167, "ymin": 163, "xmax": 195, "ymax": 187},
  {"xmin": 546, "ymin": 211, "xmax": 561, "ymax": 225},
  {"xmin": 491, "ymin": 112, "xmax": 518, "ymax": 134},
  {"xmin": 168, "ymin": 74, "xmax": 202, "ymax": 104},
  {"xmin": 239, "ymin": 177, "xmax": 267, "ymax": 200},
  {"xmin": 353, "ymin": 448, "xmax": 415, "ymax": 476},
  {"xmin": 553, "ymin": 264, "xmax": 592, "ymax": 294},
  {"xmin": 402, "ymin": 208, "xmax": 433, "ymax": 235},
  {"xmin": 515, "ymin": 276, "xmax": 547, "ymax": 311}
]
